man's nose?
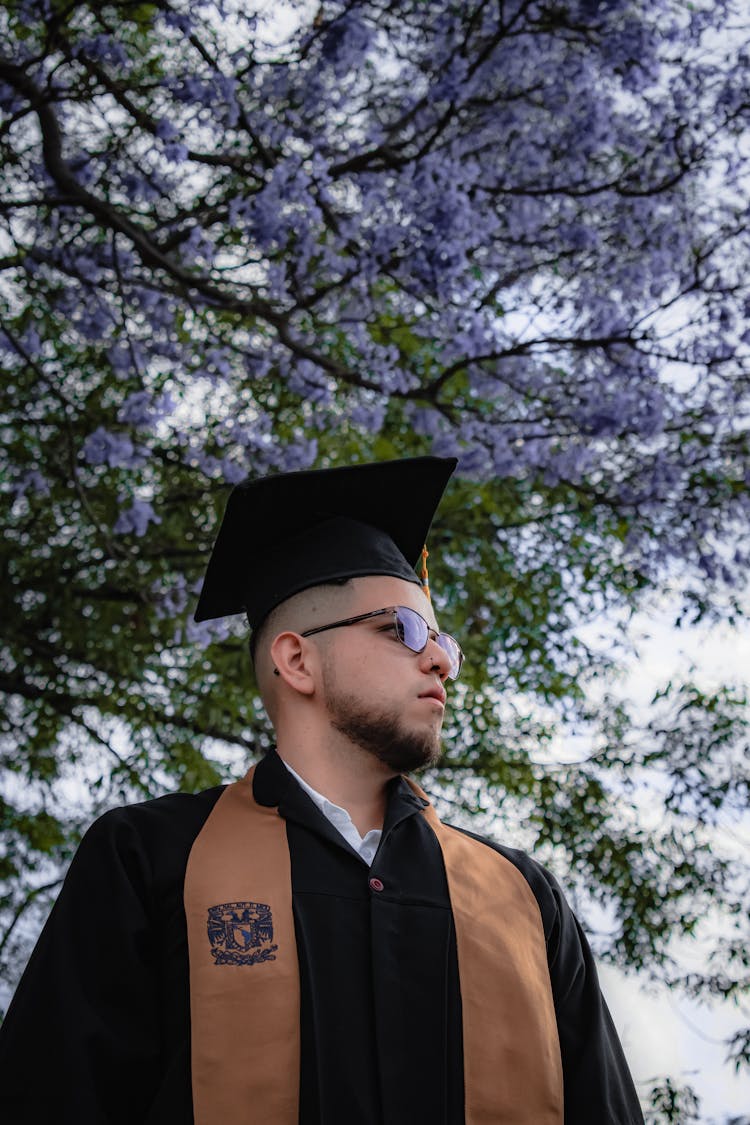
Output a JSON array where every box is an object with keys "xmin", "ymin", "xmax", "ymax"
[{"xmin": 419, "ymin": 636, "xmax": 451, "ymax": 681}]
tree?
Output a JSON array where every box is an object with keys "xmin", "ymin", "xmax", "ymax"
[{"xmin": 1, "ymin": 0, "xmax": 748, "ymax": 1107}]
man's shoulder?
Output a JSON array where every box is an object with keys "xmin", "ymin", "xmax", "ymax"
[
  {"xmin": 443, "ymin": 822, "xmax": 568, "ymax": 931},
  {"xmin": 77, "ymin": 785, "xmax": 227, "ymax": 874},
  {"xmin": 93, "ymin": 783, "xmax": 226, "ymax": 832}
]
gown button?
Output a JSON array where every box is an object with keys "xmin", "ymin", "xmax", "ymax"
[{"xmin": 369, "ymin": 877, "xmax": 384, "ymax": 892}]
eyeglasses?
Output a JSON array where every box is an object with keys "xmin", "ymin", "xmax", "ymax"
[{"xmin": 301, "ymin": 605, "xmax": 464, "ymax": 681}]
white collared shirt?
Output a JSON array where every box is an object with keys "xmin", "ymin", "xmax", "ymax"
[{"xmin": 281, "ymin": 759, "xmax": 382, "ymax": 866}]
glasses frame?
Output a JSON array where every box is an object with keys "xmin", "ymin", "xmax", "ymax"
[{"xmin": 300, "ymin": 604, "xmax": 464, "ymax": 680}]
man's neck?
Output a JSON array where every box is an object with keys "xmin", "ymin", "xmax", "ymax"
[{"xmin": 275, "ymin": 740, "xmax": 393, "ymax": 836}]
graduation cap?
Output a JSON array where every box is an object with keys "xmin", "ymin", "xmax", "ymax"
[{"xmin": 194, "ymin": 456, "xmax": 457, "ymax": 629}]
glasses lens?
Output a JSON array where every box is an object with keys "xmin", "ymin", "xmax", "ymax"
[
  {"xmin": 394, "ymin": 606, "xmax": 429, "ymax": 652},
  {"xmin": 394, "ymin": 607, "xmax": 463, "ymax": 680},
  {"xmin": 436, "ymin": 634, "xmax": 463, "ymax": 680}
]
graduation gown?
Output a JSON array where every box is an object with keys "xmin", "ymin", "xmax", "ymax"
[{"xmin": 0, "ymin": 751, "xmax": 644, "ymax": 1124}]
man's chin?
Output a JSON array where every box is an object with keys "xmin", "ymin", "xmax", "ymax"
[
  {"xmin": 329, "ymin": 708, "xmax": 441, "ymax": 773},
  {"xmin": 371, "ymin": 749, "xmax": 439, "ymax": 774},
  {"xmin": 360, "ymin": 727, "xmax": 442, "ymax": 774}
]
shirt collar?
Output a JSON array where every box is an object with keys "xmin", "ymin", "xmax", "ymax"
[
  {"xmin": 280, "ymin": 758, "xmax": 349, "ymax": 820},
  {"xmin": 252, "ymin": 749, "xmax": 428, "ymax": 842},
  {"xmin": 280, "ymin": 759, "xmax": 381, "ymax": 864}
]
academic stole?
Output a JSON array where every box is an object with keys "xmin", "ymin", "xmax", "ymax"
[{"xmin": 184, "ymin": 766, "xmax": 564, "ymax": 1124}]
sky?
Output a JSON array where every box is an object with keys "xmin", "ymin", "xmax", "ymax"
[
  {"xmin": 593, "ymin": 602, "xmax": 750, "ymax": 1122},
  {"xmin": 603, "ymin": 961, "xmax": 749, "ymax": 1123}
]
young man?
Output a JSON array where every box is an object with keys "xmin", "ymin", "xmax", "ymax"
[{"xmin": 0, "ymin": 457, "xmax": 644, "ymax": 1123}]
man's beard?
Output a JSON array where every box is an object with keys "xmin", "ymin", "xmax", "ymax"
[{"xmin": 324, "ymin": 680, "xmax": 442, "ymax": 773}]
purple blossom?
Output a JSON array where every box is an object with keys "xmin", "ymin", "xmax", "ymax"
[
  {"xmin": 0, "ymin": 80, "xmax": 24, "ymax": 115},
  {"xmin": 183, "ymin": 443, "xmax": 252, "ymax": 481},
  {"xmin": 16, "ymin": 0, "xmax": 52, "ymax": 21},
  {"xmin": 698, "ymin": 553, "xmax": 717, "ymax": 580},
  {"xmin": 268, "ymin": 438, "xmax": 318, "ymax": 473},
  {"xmin": 67, "ymin": 153, "xmax": 97, "ymax": 188},
  {"xmin": 160, "ymin": 9, "xmax": 194, "ymax": 34},
  {"xmin": 179, "ymin": 225, "xmax": 215, "ymax": 264},
  {"xmin": 152, "ymin": 574, "xmax": 189, "ymax": 619},
  {"xmin": 165, "ymin": 68, "xmax": 236, "ymax": 120},
  {"xmin": 264, "ymin": 262, "xmax": 290, "ymax": 301},
  {"xmin": 118, "ymin": 391, "xmax": 175, "ymax": 428},
  {"xmin": 221, "ymin": 459, "xmax": 247, "ymax": 484},
  {"xmin": 214, "ymin": 74, "xmax": 240, "ymax": 128},
  {"xmin": 81, "ymin": 428, "xmax": 142, "ymax": 468},
  {"xmin": 75, "ymin": 35, "xmax": 131, "ymax": 71},
  {"xmin": 321, "ymin": 13, "xmax": 372, "ymax": 77},
  {"xmin": 73, "ymin": 254, "xmax": 101, "ymax": 283},
  {"xmin": 205, "ymin": 348, "xmax": 232, "ymax": 378},
  {"xmin": 228, "ymin": 196, "xmax": 253, "ymax": 226},
  {"xmin": 132, "ymin": 289, "xmax": 177, "ymax": 330},
  {"xmin": 108, "ymin": 342, "xmax": 142, "ymax": 376},
  {"xmin": 490, "ymin": 441, "xmax": 518, "ymax": 480},
  {"xmin": 431, "ymin": 432, "xmax": 461, "ymax": 460},
  {"xmin": 456, "ymin": 447, "xmax": 490, "ymax": 477},
  {"xmin": 407, "ymin": 407, "xmax": 445, "ymax": 439},
  {"xmin": 189, "ymin": 450, "xmax": 222, "ymax": 478},
  {"xmin": 287, "ymin": 360, "xmax": 334, "ymax": 405},
  {"xmin": 576, "ymin": 400, "xmax": 628, "ymax": 438},
  {"xmin": 348, "ymin": 402, "xmax": 386, "ymax": 432},
  {"xmin": 75, "ymin": 301, "xmax": 113, "ymax": 341},
  {"xmin": 120, "ymin": 172, "xmax": 161, "ymax": 202},
  {"xmin": 113, "ymin": 498, "xmax": 161, "ymax": 537},
  {"xmin": 20, "ymin": 327, "xmax": 42, "ymax": 356},
  {"xmin": 12, "ymin": 469, "xmax": 50, "ymax": 500},
  {"xmin": 2, "ymin": 0, "xmax": 749, "ymax": 596},
  {"xmin": 243, "ymin": 352, "xmax": 273, "ymax": 380},
  {"xmin": 184, "ymin": 616, "xmax": 234, "ymax": 648},
  {"xmin": 134, "ymin": 287, "xmax": 161, "ymax": 311},
  {"xmin": 154, "ymin": 118, "xmax": 179, "ymax": 141},
  {"xmin": 163, "ymin": 142, "xmax": 189, "ymax": 164}
]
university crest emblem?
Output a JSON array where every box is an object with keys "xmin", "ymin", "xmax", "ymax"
[{"xmin": 206, "ymin": 901, "xmax": 278, "ymax": 966}]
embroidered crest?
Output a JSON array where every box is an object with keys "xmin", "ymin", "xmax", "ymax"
[{"xmin": 206, "ymin": 901, "xmax": 278, "ymax": 966}]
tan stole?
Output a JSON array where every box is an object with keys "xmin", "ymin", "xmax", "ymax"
[{"xmin": 185, "ymin": 766, "xmax": 563, "ymax": 1124}]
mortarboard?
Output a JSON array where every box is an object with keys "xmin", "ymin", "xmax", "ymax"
[{"xmin": 194, "ymin": 456, "xmax": 457, "ymax": 629}]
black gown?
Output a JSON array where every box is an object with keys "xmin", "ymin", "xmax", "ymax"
[{"xmin": 0, "ymin": 751, "xmax": 644, "ymax": 1124}]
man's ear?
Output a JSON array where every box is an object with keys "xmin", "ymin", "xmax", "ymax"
[{"xmin": 269, "ymin": 631, "xmax": 317, "ymax": 696}]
